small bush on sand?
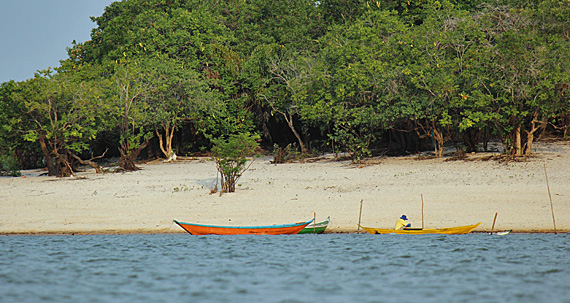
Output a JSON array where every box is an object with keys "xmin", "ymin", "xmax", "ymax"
[
  {"xmin": 211, "ymin": 132, "xmax": 260, "ymax": 193},
  {"xmin": 272, "ymin": 143, "xmax": 300, "ymax": 164},
  {"xmin": 1, "ymin": 155, "xmax": 21, "ymax": 177}
]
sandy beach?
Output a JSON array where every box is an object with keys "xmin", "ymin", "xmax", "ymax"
[{"xmin": 1, "ymin": 141, "xmax": 569, "ymax": 235}]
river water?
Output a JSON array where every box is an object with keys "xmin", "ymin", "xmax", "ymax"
[{"xmin": 1, "ymin": 233, "xmax": 569, "ymax": 303}]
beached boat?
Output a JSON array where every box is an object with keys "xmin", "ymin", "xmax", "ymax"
[
  {"xmin": 489, "ymin": 213, "xmax": 511, "ymax": 235},
  {"xmin": 359, "ymin": 222, "xmax": 481, "ymax": 235},
  {"xmin": 173, "ymin": 219, "xmax": 314, "ymax": 235},
  {"xmin": 298, "ymin": 217, "xmax": 330, "ymax": 234},
  {"xmin": 493, "ymin": 229, "xmax": 512, "ymax": 235}
]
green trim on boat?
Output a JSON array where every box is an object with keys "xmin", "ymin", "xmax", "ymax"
[{"xmin": 298, "ymin": 217, "xmax": 330, "ymax": 234}]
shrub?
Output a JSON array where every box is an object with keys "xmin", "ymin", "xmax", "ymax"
[
  {"xmin": 211, "ymin": 132, "xmax": 260, "ymax": 193},
  {"xmin": 0, "ymin": 154, "xmax": 21, "ymax": 177},
  {"xmin": 272, "ymin": 143, "xmax": 300, "ymax": 164}
]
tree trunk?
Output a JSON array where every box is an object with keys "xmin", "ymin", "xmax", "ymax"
[
  {"xmin": 281, "ymin": 111, "xmax": 307, "ymax": 155},
  {"xmin": 432, "ymin": 126, "xmax": 444, "ymax": 158},
  {"xmin": 39, "ymin": 136, "xmax": 58, "ymax": 176},
  {"xmin": 155, "ymin": 125, "xmax": 175, "ymax": 159},
  {"xmin": 119, "ymin": 149, "xmax": 139, "ymax": 171},
  {"xmin": 55, "ymin": 152, "xmax": 74, "ymax": 177},
  {"xmin": 463, "ymin": 128, "xmax": 480, "ymax": 153},
  {"xmin": 514, "ymin": 125, "xmax": 522, "ymax": 156},
  {"xmin": 70, "ymin": 150, "xmax": 107, "ymax": 173},
  {"xmin": 415, "ymin": 120, "xmax": 445, "ymax": 158},
  {"xmin": 524, "ymin": 114, "xmax": 543, "ymax": 155},
  {"xmin": 119, "ymin": 138, "xmax": 149, "ymax": 171},
  {"xmin": 525, "ymin": 129, "xmax": 535, "ymax": 156}
]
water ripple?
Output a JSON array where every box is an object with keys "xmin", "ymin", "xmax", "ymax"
[{"xmin": 1, "ymin": 234, "xmax": 569, "ymax": 303}]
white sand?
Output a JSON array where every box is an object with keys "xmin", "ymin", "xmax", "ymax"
[{"xmin": 1, "ymin": 141, "xmax": 569, "ymax": 234}]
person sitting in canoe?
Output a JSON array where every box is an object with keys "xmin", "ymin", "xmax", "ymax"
[{"xmin": 395, "ymin": 215, "xmax": 412, "ymax": 230}]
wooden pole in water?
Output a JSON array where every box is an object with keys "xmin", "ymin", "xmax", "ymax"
[
  {"xmin": 421, "ymin": 194, "xmax": 425, "ymax": 229},
  {"xmin": 313, "ymin": 212, "xmax": 316, "ymax": 234},
  {"xmin": 491, "ymin": 212, "xmax": 498, "ymax": 234},
  {"xmin": 357, "ymin": 199, "xmax": 363, "ymax": 233},
  {"xmin": 544, "ymin": 164, "xmax": 557, "ymax": 234}
]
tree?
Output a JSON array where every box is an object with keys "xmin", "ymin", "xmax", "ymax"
[
  {"xmin": 144, "ymin": 58, "xmax": 221, "ymax": 160},
  {"xmin": 535, "ymin": 0, "xmax": 570, "ymax": 139},
  {"xmin": 0, "ymin": 81, "xmax": 22, "ymax": 155},
  {"xmin": 474, "ymin": 4, "xmax": 560, "ymax": 156},
  {"xmin": 11, "ymin": 67, "xmax": 107, "ymax": 176},
  {"xmin": 305, "ymin": 10, "xmax": 408, "ymax": 161},
  {"xmin": 402, "ymin": 2, "xmax": 483, "ymax": 157},
  {"xmin": 110, "ymin": 60, "xmax": 153, "ymax": 171},
  {"xmin": 70, "ymin": 0, "xmax": 254, "ymax": 150},
  {"xmin": 0, "ymin": 81, "xmax": 24, "ymax": 175},
  {"xmin": 11, "ymin": 0, "xmax": 568, "ymax": 167},
  {"xmin": 74, "ymin": 0, "xmax": 228, "ymax": 66},
  {"xmin": 211, "ymin": 132, "xmax": 260, "ymax": 193},
  {"xmin": 220, "ymin": 0, "xmax": 325, "ymax": 148},
  {"xmin": 257, "ymin": 47, "xmax": 317, "ymax": 156}
]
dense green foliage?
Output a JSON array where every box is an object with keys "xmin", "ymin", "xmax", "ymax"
[{"xmin": 1, "ymin": 0, "xmax": 569, "ymax": 175}]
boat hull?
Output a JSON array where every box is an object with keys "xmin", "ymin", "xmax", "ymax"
[
  {"xmin": 174, "ymin": 219, "xmax": 313, "ymax": 235},
  {"xmin": 360, "ymin": 223, "xmax": 481, "ymax": 235},
  {"xmin": 298, "ymin": 217, "xmax": 330, "ymax": 234},
  {"xmin": 494, "ymin": 229, "xmax": 512, "ymax": 235}
]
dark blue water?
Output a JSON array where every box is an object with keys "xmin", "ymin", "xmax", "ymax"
[{"xmin": 1, "ymin": 233, "xmax": 569, "ymax": 303}]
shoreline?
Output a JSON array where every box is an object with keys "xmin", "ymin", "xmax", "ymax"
[
  {"xmin": 1, "ymin": 230, "xmax": 566, "ymax": 236},
  {"xmin": 1, "ymin": 141, "xmax": 569, "ymax": 236}
]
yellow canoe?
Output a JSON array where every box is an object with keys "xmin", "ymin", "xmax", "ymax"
[{"xmin": 359, "ymin": 222, "xmax": 481, "ymax": 235}]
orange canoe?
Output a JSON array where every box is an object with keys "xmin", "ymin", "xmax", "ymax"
[{"xmin": 173, "ymin": 219, "xmax": 314, "ymax": 235}]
